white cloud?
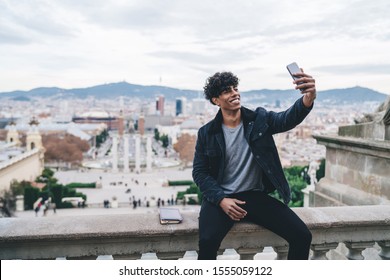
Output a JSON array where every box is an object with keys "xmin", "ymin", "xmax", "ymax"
[{"xmin": 0, "ymin": 0, "xmax": 390, "ymax": 94}]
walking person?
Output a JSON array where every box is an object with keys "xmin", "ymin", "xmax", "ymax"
[{"xmin": 193, "ymin": 70, "xmax": 316, "ymax": 260}]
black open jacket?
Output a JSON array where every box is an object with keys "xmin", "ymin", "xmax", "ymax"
[{"xmin": 192, "ymin": 97, "xmax": 313, "ymax": 205}]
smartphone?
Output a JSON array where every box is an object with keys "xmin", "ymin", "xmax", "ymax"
[
  {"xmin": 286, "ymin": 62, "xmax": 303, "ymax": 81},
  {"xmin": 287, "ymin": 62, "xmax": 304, "ymax": 91}
]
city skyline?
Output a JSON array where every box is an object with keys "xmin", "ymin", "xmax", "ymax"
[{"xmin": 1, "ymin": 0, "xmax": 390, "ymax": 94}]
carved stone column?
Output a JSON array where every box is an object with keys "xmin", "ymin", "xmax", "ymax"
[
  {"xmin": 345, "ymin": 241, "xmax": 375, "ymax": 260},
  {"xmin": 112, "ymin": 135, "xmax": 118, "ymax": 173},
  {"xmin": 237, "ymin": 247, "xmax": 263, "ymax": 260},
  {"xmin": 135, "ymin": 135, "xmax": 141, "ymax": 173},
  {"xmin": 67, "ymin": 255, "xmax": 98, "ymax": 260},
  {"xmin": 113, "ymin": 253, "xmax": 142, "ymax": 260},
  {"xmin": 273, "ymin": 245, "xmax": 288, "ymax": 260},
  {"xmin": 123, "ymin": 135, "xmax": 130, "ymax": 173},
  {"xmin": 378, "ymin": 240, "xmax": 390, "ymax": 260},
  {"xmin": 156, "ymin": 252, "xmax": 186, "ymax": 260},
  {"xmin": 310, "ymin": 243, "xmax": 338, "ymax": 260},
  {"xmin": 146, "ymin": 136, "xmax": 152, "ymax": 172}
]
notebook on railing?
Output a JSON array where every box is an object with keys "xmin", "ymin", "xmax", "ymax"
[{"xmin": 159, "ymin": 208, "xmax": 183, "ymax": 224}]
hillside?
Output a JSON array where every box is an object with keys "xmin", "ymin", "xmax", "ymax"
[{"xmin": 0, "ymin": 82, "xmax": 387, "ymax": 104}]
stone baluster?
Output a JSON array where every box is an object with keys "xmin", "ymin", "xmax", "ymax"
[
  {"xmin": 217, "ymin": 249, "xmax": 225, "ymax": 256},
  {"xmin": 378, "ymin": 241, "xmax": 390, "ymax": 260},
  {"xmin": 156, "ymin": 252, "xmax": 186, "ymax": 260},
  {"xmin": 273, "ymin": 245, "xmax": 288, "ymax": 260},
  {"xmin": 67, "ymin": 255, "xmax": 98, "ymax": 260},
  {"xmin": 237, "ymin": 247, "xmax": 263, "ymax": 260},
  {"xmin": 344, "ymin": 241, "xmax": 375, "ymax": 260},
  {"xmin": 310, "ymin": 243, "xmax": 338, "ymax": 260},
  {"xmin": 113, "ymin": 253, "xmax": 142, "ymax": 260}
]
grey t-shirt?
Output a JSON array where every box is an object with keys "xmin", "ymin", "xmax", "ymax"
[{"xmin": 221, "ymin": 121, "xmax": 264, "ymax": 194}]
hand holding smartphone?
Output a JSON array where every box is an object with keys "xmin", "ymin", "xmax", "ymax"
[{"xmin": 286, "ymin": 62, "xmax": 304, "ymax": 91}]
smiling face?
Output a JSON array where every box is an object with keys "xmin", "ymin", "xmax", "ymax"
[{"xmin": 212, "ymin": 86, "xmax": 241, "ymax": 112}]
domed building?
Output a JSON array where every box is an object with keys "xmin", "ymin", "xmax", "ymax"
[{"xmin": 72, "ymin": 110, "xmax": 123, "ymax": 133}]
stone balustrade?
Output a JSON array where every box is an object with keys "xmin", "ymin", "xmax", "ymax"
[{"xmin": 0, "ymin": 205, "xmax": 389, "ymax": 260}]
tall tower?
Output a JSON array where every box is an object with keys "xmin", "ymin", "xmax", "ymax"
[
  {"xmin": 6, "ymin": 120, "xmax": 20, "ymax": 146},
  {"xmin": 118, "ymin": 110, "xmax": 124, "ymax": 137},
  {"xmin": 138, "ymin": 115, "xmax": 145, "ymax": 136},
  {"xmin": 26, "ymin": 117, "xmax": 43, "ymax": 151}
]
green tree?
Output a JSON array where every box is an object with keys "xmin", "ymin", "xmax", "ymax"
[
  {"xmin": 160, "ymin": 134, "xmax": 169, "ymax": 148},
  {"xmin": 270, "ymin": 165, "xmax": 307, "ymax": 207},
  {"xmin": 36, "ymin": 168, "xmax": 58, "ymax": 186},
  {"xmin": 96, "ymin": 129, "xmax": 109, "ymax": 148},
  {"xmin": 24, "ymin": 185, "xmax": 40, "ymax": 210},
  {"xmin": 154, "ymin": 128, "xmax": 160, "ymax": 141}
]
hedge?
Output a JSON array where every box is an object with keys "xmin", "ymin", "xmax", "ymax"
[
  {"xmin": 168, "ymin": 180, "xmax": 194, "ymax": 186},
  {"xmin": 66, "ymin": 182, "xmax": 96, "ymax": 189}
]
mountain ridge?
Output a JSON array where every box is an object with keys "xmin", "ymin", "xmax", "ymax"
[{"xmin": 0, "ymin": 82, "xmax": 387, "ymax": 104}]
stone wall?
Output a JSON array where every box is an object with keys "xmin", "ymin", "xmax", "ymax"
[{"xmin": 312, "ymin": 133, "xmax": 390, "ymax": 206}]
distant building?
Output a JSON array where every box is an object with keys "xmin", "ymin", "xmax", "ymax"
[
  {"xmin": 156, "ymin": 95, "xmax": 165, "ymax": 116},
  {"xmin": 175, "ymin": 97, "xmax": 187, "ymax": 116},
  {"xmin": 192, "ymin": 98, "xmax": 207, "ymax": 115},
  {"xmin": 0, "ymin": 119, "xmax": 45, "ymax": 193},
  {"xmin": 144, "ymin": 115, "xmax": 173, "ymax": 132},
  {"xmin": 72, "ymin": 110, "xmax": 120, "ymax": 131}
]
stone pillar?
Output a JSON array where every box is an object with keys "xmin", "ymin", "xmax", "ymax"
[
  {"xmin": 135, "ymin": 135, "xmax": 141, "ymax": 173},
  {"xmin": 118, "ymin": 110, "xmax": 124, "ymax": 137},
  {"xmin": 146, "ymin": 136, "xmax": 152, "ymax": 172},
  {"xmin": 138, "ymin": 115, "xmax": 145, "ymax": 136},
  {"xmin": 112, "ymin": 136, "xmax": 118, "ymax": 173},
  {"xmin": 123, "ymin": 135, "xmax": 130, "ymax": 173},
  {"xmin": 313, "ymin": 119, "xmax": 390, "ymax": 207}
]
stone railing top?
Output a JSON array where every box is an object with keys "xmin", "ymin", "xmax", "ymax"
[
  {"xmin": 1, "ymin": 205, "xmax": 389, "ymax": 243},
  {"xmin": 313, "ymin": 133, "xmax": 390, "ymax": 158}
]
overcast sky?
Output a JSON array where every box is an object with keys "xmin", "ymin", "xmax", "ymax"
[{"xmin": 1, "ymin": 0, "xmax": 390, "ymax": 94}]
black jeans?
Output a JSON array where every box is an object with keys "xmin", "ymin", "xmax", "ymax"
[{"xmin": 198, "ymin": 191, "xmax": 312, "ymax": 260}]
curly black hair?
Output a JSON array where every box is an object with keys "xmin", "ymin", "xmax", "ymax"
[{"xmin": 203, "ymin": 72, "xmax": 239, "ymax": 105}]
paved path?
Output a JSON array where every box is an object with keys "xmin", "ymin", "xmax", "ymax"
[
  {"xmin": 55, "ymin": 167, "xmax": 193, "ymax": 205},
  {"xmin": 16, "ymin": 166, "xmax": 198, "ymax": 218}
]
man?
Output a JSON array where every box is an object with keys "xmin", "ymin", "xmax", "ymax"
[{"xmin": 192, "ymin": 70, "xmax": 316, "ymax": 260}]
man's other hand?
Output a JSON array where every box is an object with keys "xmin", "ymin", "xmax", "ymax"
[{"xmin": 219, "ymin": 198, "xmax": 247, "ymax": 221}]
